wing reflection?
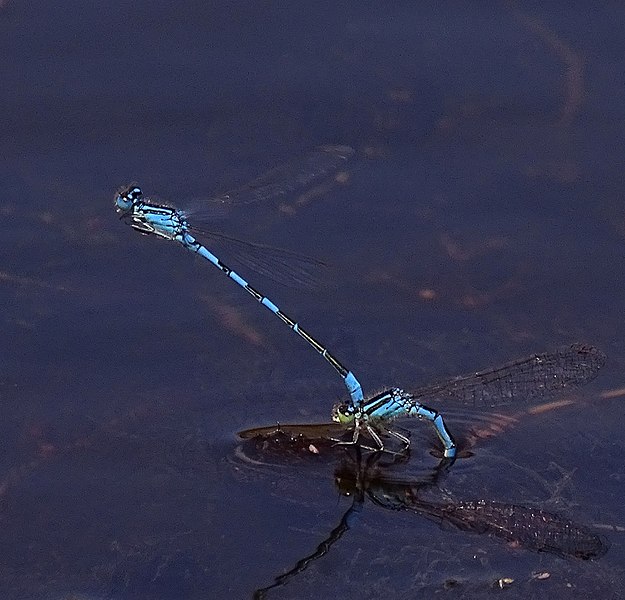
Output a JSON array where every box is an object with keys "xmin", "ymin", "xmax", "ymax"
[{"xmin": 237, "ymin": 428, "xmax": 608, "ymax": 599}]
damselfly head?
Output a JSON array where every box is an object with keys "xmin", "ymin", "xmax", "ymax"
[
  {"xmin": 114, "ymin": 184, "xmax": 143, "ymax": 215},
  {"xmin": 332, "ymin": 402, "xmax": 357, "ymax": 424}
]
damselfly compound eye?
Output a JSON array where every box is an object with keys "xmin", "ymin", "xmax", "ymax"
[
  {"xmin": 125, "ymin": 186, "xmax": 142, "ymax": 201},
  {"xmin": 115, "ymin": 184, "xmax": 143, "ymax": 213}
]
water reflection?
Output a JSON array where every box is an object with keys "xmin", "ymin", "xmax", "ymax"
[{"xmin": 236, "ymin": 427, "xmax": 608, "ymax": 599}]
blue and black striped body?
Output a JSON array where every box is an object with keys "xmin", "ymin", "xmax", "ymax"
[
  {"xmin": 332, "ymin": 387, "xmax": 457, "ymax": 457},
  {"xmin": 331, "ymin": 344, "xmax": 605, "ymax": 459},
  {"xmin": 115, "ymin": 183, "xmax": 605, "ymax": 461},
  {"xmin": 114, "ymin": 185, "xmax": 364, "ymax": 406}
]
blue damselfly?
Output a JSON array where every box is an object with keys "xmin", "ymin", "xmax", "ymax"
[
  {"xmin": 115, "ymin": 146, "xmax": 364, "ymax": 406},
  {"xmin": 331, "ymin": 343, "xmax": 604, "ymax": 457},
  {"xmin": 115, "ymin": 148, "xmax": 604, "ymax": 460}
]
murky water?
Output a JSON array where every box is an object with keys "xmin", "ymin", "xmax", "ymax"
[{"xmin": 1, "ymin": 1, "xmax": 625, "ymax": 598}]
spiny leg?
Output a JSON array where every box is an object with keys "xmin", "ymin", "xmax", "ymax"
[
  {"xmin": 333, "ymin": 419, "xmax": 403, "ymax": 454},
  {"xmin": 384, "ymin": 427, "xmax": 411, "ymax": 450},
  {"xmin": 333, "ymin": 418, "xmax": 380, "ymax": 452},
  {"xmin": 364, "ymin": 423, "xmax": 385, "ymax": 451}
]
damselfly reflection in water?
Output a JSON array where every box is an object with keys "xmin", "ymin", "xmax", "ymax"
[
  {"xmin": 237, "ymin": 447, "xmax": 608, "ymax": 599},
  {"xmin": 115, "ymin": 147, "xmax": 605, "ymax": 458}
]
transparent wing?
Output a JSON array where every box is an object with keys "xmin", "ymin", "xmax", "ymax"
[
  {"xmin": 184, "ymin": 144, "xmax": 354, "ymax": 219},
  {"xmin": 191, "ymin": 228, "xmax": 328, "ymax": 290},
  {"xmin": 412, "ymin": 344, "xmax": 606, "ymax": 408}
]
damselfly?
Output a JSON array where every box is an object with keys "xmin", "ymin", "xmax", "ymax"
[
  {"xmin": 115, "ymin": 151, "xmax": 459, "ymax": 455},
  {"xmin": 115, "ymin": 146, "xmax": 364, "ymax": 406},
  {"xmin": 115, "ymin": 148, "xmax": 605, "ymax": 460},
  {"xmin": 331, "ymin": 343, "xmax": 605, "ymax": 457}
]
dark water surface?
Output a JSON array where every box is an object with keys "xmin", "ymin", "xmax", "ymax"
[{"xmin": 2, "ymin": 1, "xmax": 625, "ymax": 598}]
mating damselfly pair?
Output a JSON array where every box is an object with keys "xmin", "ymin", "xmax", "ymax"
[{"xmin": 114, "ymin": 146, "xmax": 605, "ymax": 459}]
